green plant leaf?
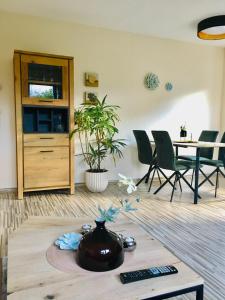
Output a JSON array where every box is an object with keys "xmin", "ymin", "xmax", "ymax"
[{"xmin": 71, "ymin": 96, "xmax": 126, "ymax": 170}]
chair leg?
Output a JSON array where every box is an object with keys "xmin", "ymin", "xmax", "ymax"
[
  {"xmin": 145, "ymin": 165, "xmax": 152, "ymax": 183},
  {"xmin": 218, "ymin": 171, "xmax": 220, "ymax": 189},
  {"xmin": 191, "ymin": 169, "xmax": 194, "ymax": 186},
  {"xmin": 170, "ymin": 173, "xmax": 178, "ymax": 202},
  {"xmin": 148, "ymin": 167, "xmax": 156, "ymax": 192},
  {"xmin": 215, "ymin": 168, "xmax": 219, "ymax": 198},
  {"xmin": 136, "ymin": 165, "xmax": 152, "ymax": 186},
  {"xmin": 156, "ymin": 168, "xmax": 162, "ymax": 184},
  {"xmin": 154, "ymin": 173, "xmax": 176, "ymax": 195},
  {"xmin": 198, "ymin": 168, "xmax": 217, "ymax": 188},
  {"xmin": 199, "ymin": 168, "xmax": 214, "ymax": 186},
  {"xmin": 136, "ymin": 174, "xmax": 147, "ymax": 187},
  {"xmin": 179, "ymin": 171, "xmax": 201, "ymax": 199},
  {"xmin": 219, "ymin": 168, "xmax": 225, "ymax": 178},
  {"xmin": 182, "ymin": 169, "xmax": 189, "ymax": 177},
  {"xmin": 157, "ymin": 168, "xmax": 176, "ymax": 189},
  {"xmin": 178, "ymin": 174, "xmax": 182, "ymax": 192}
]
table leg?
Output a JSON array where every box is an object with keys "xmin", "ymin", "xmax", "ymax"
[
  {"xmin": 196, "ymin": 284, "xmax": 204, "ymax": 300},
  {"xmin": 194, "ymin": 148, "xmax": 200, "ymax": 204},
  {"xmin": 145, "ymin": 284, "xmax": 204, "ymax": 299},
  {"xmin": 175, "ymin": 146, "xmax": 178, "ymax": 157},
  {"xmin": 1, "ymin": 256, "xmax": 7, "ymax": 300}
]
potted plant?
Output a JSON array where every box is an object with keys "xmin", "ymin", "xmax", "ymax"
[
  {"xmin": 76, "ymin": 174, "xmax": 140, "ymax": 271},
  {"xmin": 55, "ymin": 174, "xmax": 140, "ymax": 272},
  {"xmin": 71, "ymin": 96, "xmax": 126, "ymax": 192}
]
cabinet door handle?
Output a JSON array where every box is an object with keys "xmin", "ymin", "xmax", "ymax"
[
  {"xmin": 40, "ymin": 150, "xmax": 54, "ymax": 153},
  {"xmin": 39, "ymin": 99, "xmax": 54, "ymax": 102},
  {"xmin": 40, "ymin": 137, "xmax": 54, "ymax": 140}
]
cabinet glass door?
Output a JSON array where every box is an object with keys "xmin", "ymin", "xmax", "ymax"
[{"xmin": 21, "ymin": 55, "xmax": 68, "ymax": 106}]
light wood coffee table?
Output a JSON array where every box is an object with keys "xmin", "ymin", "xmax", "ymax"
[{"xmin": 7, "ymin": 216, "xmax": 204, "ymax": 299}]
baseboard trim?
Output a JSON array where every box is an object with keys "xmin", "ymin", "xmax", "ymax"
[
  {"xmin": 0, "ymin": 188, "xmax": 16, "ymax": 194},
  {"xmin": 0, "ymin": 173, "xmax": 213, "ymax": 194}
]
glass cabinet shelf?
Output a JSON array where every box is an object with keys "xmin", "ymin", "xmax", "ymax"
[
  {"xmin": 28, "ymin": 63, "xmax": 63, "ymax": 100},
  {"xmin": 28, "ymin": 63, "xmax": 62, "ymax": 82},
  {"xmin": 28, "ymin": 80, "xmax": 62, "ymax": 85},
  {"xmin": 21, "ymin": 55, "xmax": 69, "ymax": 106}
]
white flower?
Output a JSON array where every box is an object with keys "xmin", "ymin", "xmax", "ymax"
[
  {"xmin": 96, "ymin": 174, "xmax": 140, "ymax": 223},
  {"xmin": 118, "ymin": 173, "xmax": 137, "ymax": 194}
]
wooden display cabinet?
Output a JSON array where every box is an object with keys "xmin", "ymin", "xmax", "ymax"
[{"xmin": 14, "ymin": 50, "xmax": 74, "ymax": 199}]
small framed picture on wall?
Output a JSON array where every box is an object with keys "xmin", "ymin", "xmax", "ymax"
[
  {"xmin": 84, "ymin": 91, "xmax": 98, "ymax": 105},
  {"xmin": 84, "ymin": 73, "xmax": 99, "ymax": 87}
]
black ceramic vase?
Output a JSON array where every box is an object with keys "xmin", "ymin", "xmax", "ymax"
[{"xmin": 76, "ymin": 220, "xmax": 124, "ymax": 272}]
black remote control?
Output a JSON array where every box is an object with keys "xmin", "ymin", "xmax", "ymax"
[{"xmin": 120, "ymin": 265, "xmax": 178, "ymax": 284}]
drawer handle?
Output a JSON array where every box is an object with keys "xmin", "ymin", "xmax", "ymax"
[
  {"xmin": 40, "ymin": 150, "xmax": 54, "ymax": 153},
  {"xmin": 40, "ymin": 137, "xmax": 54, "ymax": 140},
  {"xmin": 39, "ymin": 99, "xmax": 54, "ymax": 102}
]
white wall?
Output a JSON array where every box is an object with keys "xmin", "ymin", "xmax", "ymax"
[
  {"xmin": 220, "ymin": 50, "xmax": 225, "ymax": 133},
  {"xmin": 0, "ymin": 10, "xmax": 224, "ymax": 189}
]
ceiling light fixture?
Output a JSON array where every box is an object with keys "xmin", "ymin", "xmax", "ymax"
[{"xmin": 197, "ymin": 15, "xmax": 225, "ymax": 40}]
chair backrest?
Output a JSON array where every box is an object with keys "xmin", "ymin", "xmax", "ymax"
[
  {"xmin": 133, "ymin": 130, "xmax": 153, "ymax": 165},
  {"xmin": 152, "ymin": 131, "xmax": 175, "ymax": 170},
  {"xmin": 218, "ymin": 132, "xmax": 225, "ymax": 166},
  {"xmin": 198, "ymin": 130, "xmax": 219, "ymax": 159}
]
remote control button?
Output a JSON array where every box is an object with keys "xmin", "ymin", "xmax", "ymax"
[{"xmin": 149, "ymin": 268, "xmax": 160, "ymax": 274}]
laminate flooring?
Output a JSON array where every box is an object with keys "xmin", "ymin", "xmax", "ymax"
[{"xmin": 1, "ymin": 178, "xmax": 225, "ymax": 299}]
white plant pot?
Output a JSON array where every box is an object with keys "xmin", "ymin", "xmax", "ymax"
[{"xmin": 85, "ymin": 170, "xmax": 108, "ymax": 193}]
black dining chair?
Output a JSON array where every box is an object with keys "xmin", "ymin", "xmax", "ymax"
[
  {"xmin": 133, "ymin": 130, "xmax": 161, "ymax": 191},
  {"xmin": 152, "ymin": 131, "xmax": 201, "ymax": 202},
  {"xmin": 178, "ymin": 130, "xmax": 219, "ymax": 185},
  {"xmin": 199, "ymin": 132, "xmax": 225, "ymax": 197}
]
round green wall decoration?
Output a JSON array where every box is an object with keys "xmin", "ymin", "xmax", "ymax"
[
  {"xmin": 144, "ymin": 73, "xmax": 160, "ymax": 90},
  {"xmin": 165, "ymin": 82, "xmax": 173, "ymax": 92}
]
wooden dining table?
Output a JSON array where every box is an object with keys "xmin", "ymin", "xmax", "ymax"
[{"xmin": 173, "ymin": 141, "xmax": 225, "ymax": 204}]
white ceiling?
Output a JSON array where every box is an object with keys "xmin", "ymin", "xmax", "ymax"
[{"xmin": 0, "ymin": 0, "xmax": 225, "ymax": 47}]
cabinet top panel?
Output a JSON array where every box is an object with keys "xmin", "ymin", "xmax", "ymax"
[{"xmin": 14, "ymin": 50, "xmax": 74, "ymax": 60}]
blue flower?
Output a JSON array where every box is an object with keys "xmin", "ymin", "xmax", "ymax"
[
  {"xmin": 96, "ymin": 174, "xmax": 140, "ymax": 223},
  {"xmin": 55, "ymin": 232, "xmax": 82, "ymax": 250},
  {"xmin": 121, "ymin": 200, "xmax": 137, "ymax": 212},
  {"xmin": 97, "ymin": 205, "xmax": 120, "ymax": 222}
]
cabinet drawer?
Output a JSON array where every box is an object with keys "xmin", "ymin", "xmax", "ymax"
[
  {"xmin": 24, "ymin": 147, "xmax": 69, "ymax": 189},
  {"xmin": 22, "ymin": 98, "xmax": 68, "ymax": 107},
  {"xmin": 24, "ymin": 134, "xmax": 69, "ymax": 147}
]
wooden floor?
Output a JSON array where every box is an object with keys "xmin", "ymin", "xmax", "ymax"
[{"xmin": 1, "ymin": 177, "xmax": 225, "ymax": 299}]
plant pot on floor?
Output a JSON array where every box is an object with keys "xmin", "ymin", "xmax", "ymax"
[{"xmin": 85, "ymin": 170, "xmax": 108, "ymax": 192}]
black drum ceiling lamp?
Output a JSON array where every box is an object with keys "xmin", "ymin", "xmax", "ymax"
[{"xmin": 197, "ymin": 15, "xmax": 225, "ymax": 40}]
